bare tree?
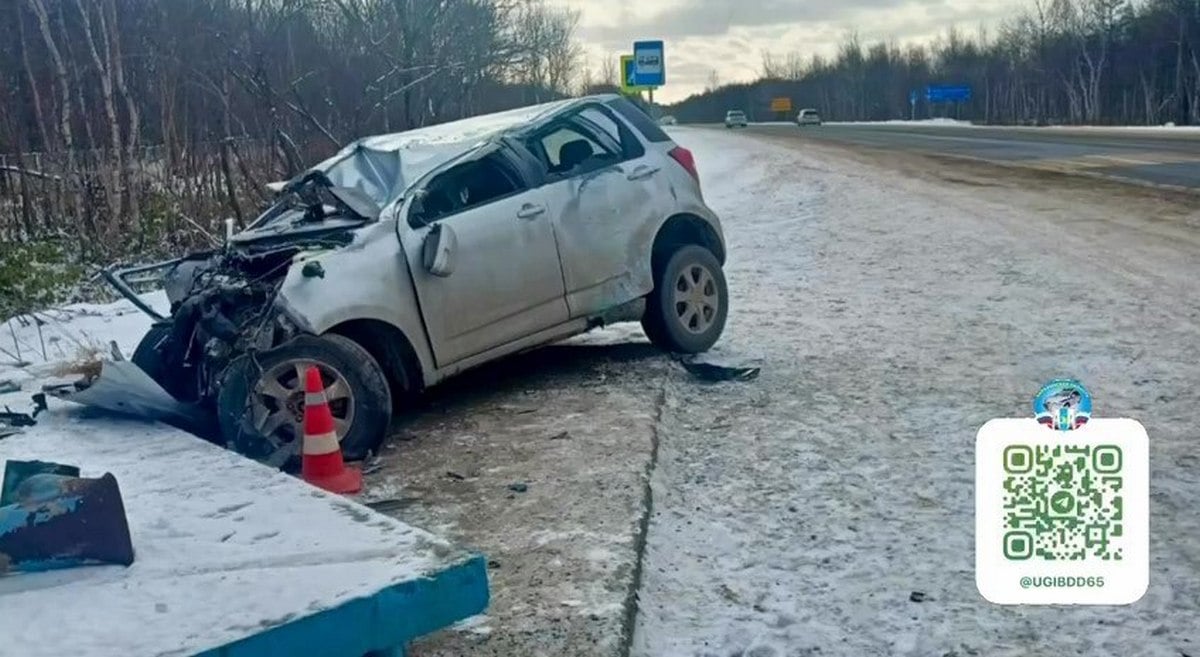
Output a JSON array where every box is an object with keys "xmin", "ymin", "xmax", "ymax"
[{"xmin": 600, "ymin": 52, "xmax": 618, "ymax": 88}]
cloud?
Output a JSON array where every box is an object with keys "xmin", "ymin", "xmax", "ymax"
[
  {"xmin": 582, "ymin": 0, "xmax": 938, "ymax": 41},
  {"xmin": 557, "ymin": 0, "xmax": 1031, "ymax": 102}
]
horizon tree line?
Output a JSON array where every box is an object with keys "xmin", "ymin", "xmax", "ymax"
[{"xmin": 668, "ymin": 0, "xmax": 1200, "ymax": 127}]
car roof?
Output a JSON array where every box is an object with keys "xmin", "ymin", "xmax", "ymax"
[
  {"xmin": 305, "ymin": 95, "xmax": 627, "ymax": 205},
  {"xmin": 349, "ymin": 97, "xmax": 610, "ymax": 152}
]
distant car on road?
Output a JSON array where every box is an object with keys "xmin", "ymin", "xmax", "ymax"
[
  {"xmin": 725, "ymin": 110, "xmax": 748, "ymax": 128},
  {"xmin": 658, "ymin": 115, "xmax": 678, "ymax": 126},
  {"xmin": 796, "ymin": 109, "xmax": 822, "ymax": 126}
]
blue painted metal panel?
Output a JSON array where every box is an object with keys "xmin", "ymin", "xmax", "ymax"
[{"xmin": 194, "ymin": 554, "xmax": 488, "ymax": 657}]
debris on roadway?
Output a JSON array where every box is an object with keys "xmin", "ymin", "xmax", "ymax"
[{"xmin": 0, "ymin": 466, "xmax": 134, "ymax": 575}]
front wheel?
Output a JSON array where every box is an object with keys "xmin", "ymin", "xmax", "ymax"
[
  {"xmin": 217, "ymin": 334, "xmax": 392, "ymax": 468},
  {"xmin": 642, "ymin": 245, "xmax": 729, "ymax": 354}
]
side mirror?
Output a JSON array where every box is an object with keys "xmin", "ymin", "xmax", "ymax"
[{"xmin": 422, "ymin": 223, "xmax": 457, "ymax": 277}]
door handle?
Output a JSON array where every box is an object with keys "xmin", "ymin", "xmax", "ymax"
[
  {"xmin": 517, "ymin": 203, "xmax": 546, "ymax": 219},
  {"xmin": 626, "ymin": 165, "xmax": 660, "ymax": 181}
]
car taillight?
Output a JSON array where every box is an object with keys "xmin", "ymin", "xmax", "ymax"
[{"xmin": 669, "ymin": 146, "xmax": 699, "ymax": 185}]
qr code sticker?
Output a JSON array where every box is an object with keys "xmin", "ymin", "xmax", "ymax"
[{"xmin": 1001, "ymin": 444, "xmax": 1124, "ymax": 561}]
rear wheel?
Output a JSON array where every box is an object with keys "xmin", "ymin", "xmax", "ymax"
[
  {"xmin": 642, "ymin": 245, "xmax": 728, "ymax": 354},
  {"xmin": 217, "ymin": 334, "xmax": 391, "ymax": 468}
]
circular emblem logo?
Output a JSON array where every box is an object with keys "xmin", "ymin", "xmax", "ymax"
[{"xmin": 1033, "ymin": 379, "xmax": 1092, "ymax": 431}]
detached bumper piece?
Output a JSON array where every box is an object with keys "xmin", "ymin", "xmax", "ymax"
[{"xmin": 0, "ymin": 462, "xmax": 134, "ymax": 575}]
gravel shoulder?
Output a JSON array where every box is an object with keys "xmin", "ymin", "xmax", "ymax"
[{"xmin": 377, "ymin": 338, "xmax": 669, "ymax": 657}]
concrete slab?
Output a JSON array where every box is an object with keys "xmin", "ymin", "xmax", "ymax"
[{"xmin": 0, "ymin": 410, "xmax": 488, "ymax": 657}]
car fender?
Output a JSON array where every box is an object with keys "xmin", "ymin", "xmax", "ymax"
[
  {"xmin": 274, "ymin": 220, "xmax": 437, "ymax": 386},
  {"xmin": 655, "ymin": 164, "xmax": 727, "ymax": 259}
]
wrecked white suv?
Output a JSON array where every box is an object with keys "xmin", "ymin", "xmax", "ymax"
[{"xmin": 111, "ymin": 95, "xmax": 728, "ymax": 466}]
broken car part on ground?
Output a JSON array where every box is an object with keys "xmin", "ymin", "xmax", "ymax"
[{"xmin": 83, "ymin": 95, "xmax": 730, "ymax": 469}]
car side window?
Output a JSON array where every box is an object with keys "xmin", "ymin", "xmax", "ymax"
[
  {"xmin": 574, "ymin": 107, "xmax": 645, "ymax": 160},
  {"xmin": 415, "ymin": 153, "xmax": 524, "ymax": 224},
  {"xmin": 527, "ymin": 124, "xmax": 619, "ymax": 179}
]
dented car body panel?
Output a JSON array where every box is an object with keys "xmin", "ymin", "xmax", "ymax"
[{"xmin": 273, "ymin": 220, "xmax": 438, "ymax": 382}]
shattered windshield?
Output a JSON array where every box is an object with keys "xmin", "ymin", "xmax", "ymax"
[
  {"xmin": 316, "ymin": 142, "xmax": 472, "ymax": 207},
  {"xmin": 246, "ymin": 141, "xmax": 481, "ymax": 234}
]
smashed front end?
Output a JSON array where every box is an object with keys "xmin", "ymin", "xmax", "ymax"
[
  {"xmin": 70, "ymin": 168, "xmax": 388, "ymax": 452},
  {"xmin": 111, "ymin": 242, "xmax": 323, "ymax": 406},
  {"xmin": 54, "ymin": 134, "xmax": 477, "ymax": 464}
]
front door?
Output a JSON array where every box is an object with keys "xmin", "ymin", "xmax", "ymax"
[{"xmin": 399, "ymin": 148, "xmax": 568, "ymax": 366}]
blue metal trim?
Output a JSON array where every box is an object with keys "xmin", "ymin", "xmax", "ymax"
[{"xmin": 193, "ymin": 554, "xmax": 488, "ymax": 657}]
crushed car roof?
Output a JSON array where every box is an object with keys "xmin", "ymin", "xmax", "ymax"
[{"xmin": 311, "ymin": 98, "xmax": 588, "ymax": 206}]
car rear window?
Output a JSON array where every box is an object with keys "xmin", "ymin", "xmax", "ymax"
[{"xmin": 606, "ymin": 97, "xmax": 672, "ymax": 143}]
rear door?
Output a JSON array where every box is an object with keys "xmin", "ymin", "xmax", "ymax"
[
  {"xmin": 520, "ymin": 103, "xmax": 671, "ymax": 319},
  {"xmin": 398, "ymin": 146, "xmax": 568, "ymax": 366}
]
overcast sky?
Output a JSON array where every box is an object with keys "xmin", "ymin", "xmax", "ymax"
[{"xmin": 550, "ymin": 0, "xmax": 1031, "ymax": 103}]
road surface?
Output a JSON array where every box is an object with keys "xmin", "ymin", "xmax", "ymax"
[{"xmin": 744, "ymin": 122, "xmax": 1200, "ymax": 190}]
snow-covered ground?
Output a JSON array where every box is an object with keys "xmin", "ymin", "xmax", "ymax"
[
  {"xmin": 630, "ymin": 127, "xmax": 1200, "ymax": 656},
  {"xmin": 4, "ymin": 123, "xmax": 1198, "ymax": 657},
  {"xmin": 822, "ymin": 118, "xmax": 1200, "ymax": 134},
  {"xmin": 0, "ymin": 292, "xmax": 165, "ymax": 398},
  {"xmin": 825, "ymin": 118, "xmax": 974, "ymax": 127}
]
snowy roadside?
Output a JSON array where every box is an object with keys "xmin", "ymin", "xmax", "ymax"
[
  {"xmin": 0, "ymin": 287, "xmax": 667, "ymax": 657},
  {"xmin": 396, "ymin": 333, "xmax": 668, "ymax": 657},
  {"xmin": 822, "ymin": 119, "xmax": 1200, "ymax": 135},
  {"xmin": 0, "ymin": 293, "xmax": 166, "ymax": 421},
  {"xmin": 628, "ymin": 127, "xmax": 1200, "ymax": 656}
]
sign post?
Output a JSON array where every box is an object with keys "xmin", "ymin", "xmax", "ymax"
[
  {"xmin": 909, "ymin": 90, "xmax": 918, "ymax": 120},
  {"xmin": 632, "ymin": 40, "xmax": 665, "ymax": 103}
]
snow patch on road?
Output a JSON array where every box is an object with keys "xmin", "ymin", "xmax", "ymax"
[{"xmin": 827, "ymin": 118, "xmax": 975, "ymax": 127}]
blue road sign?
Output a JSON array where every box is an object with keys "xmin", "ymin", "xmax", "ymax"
[
  {"xmin": 633, "ymin": 40, "xmax": 665, "ymax": 87},
  {"xmin": 926, "ymin": 85, "xmax": 972, "ymax": 103}
]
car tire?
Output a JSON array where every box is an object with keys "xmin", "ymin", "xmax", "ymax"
[
  {"xmin": 131, "ymin": 323, "xmax": 201, "ymax": 403},
  {"xmin": 216, "ymin": 333, "xmax": 391, "ymax": 468},
  {"xmin": 642, "ymin": 245, "xmax": 728, "ymax": 354}
]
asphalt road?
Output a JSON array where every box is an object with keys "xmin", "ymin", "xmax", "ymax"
[{"xmin": 744, "ymin": 122, "xmax": 1200, "ymax": 190}]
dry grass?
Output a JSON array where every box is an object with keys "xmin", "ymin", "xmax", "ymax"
[{"xmin": 50, "ymin": 345, "xmax": 107, "ymax": 381}]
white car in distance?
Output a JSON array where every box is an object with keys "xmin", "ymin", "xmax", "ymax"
[{"xmin": 796, "ymin": 109, "xmax": 822, "ymax": 126}]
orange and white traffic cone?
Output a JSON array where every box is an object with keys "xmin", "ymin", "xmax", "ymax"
[{"xmin": 301, "ymin": 366, "xmax": 362, "ymax": 495}]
